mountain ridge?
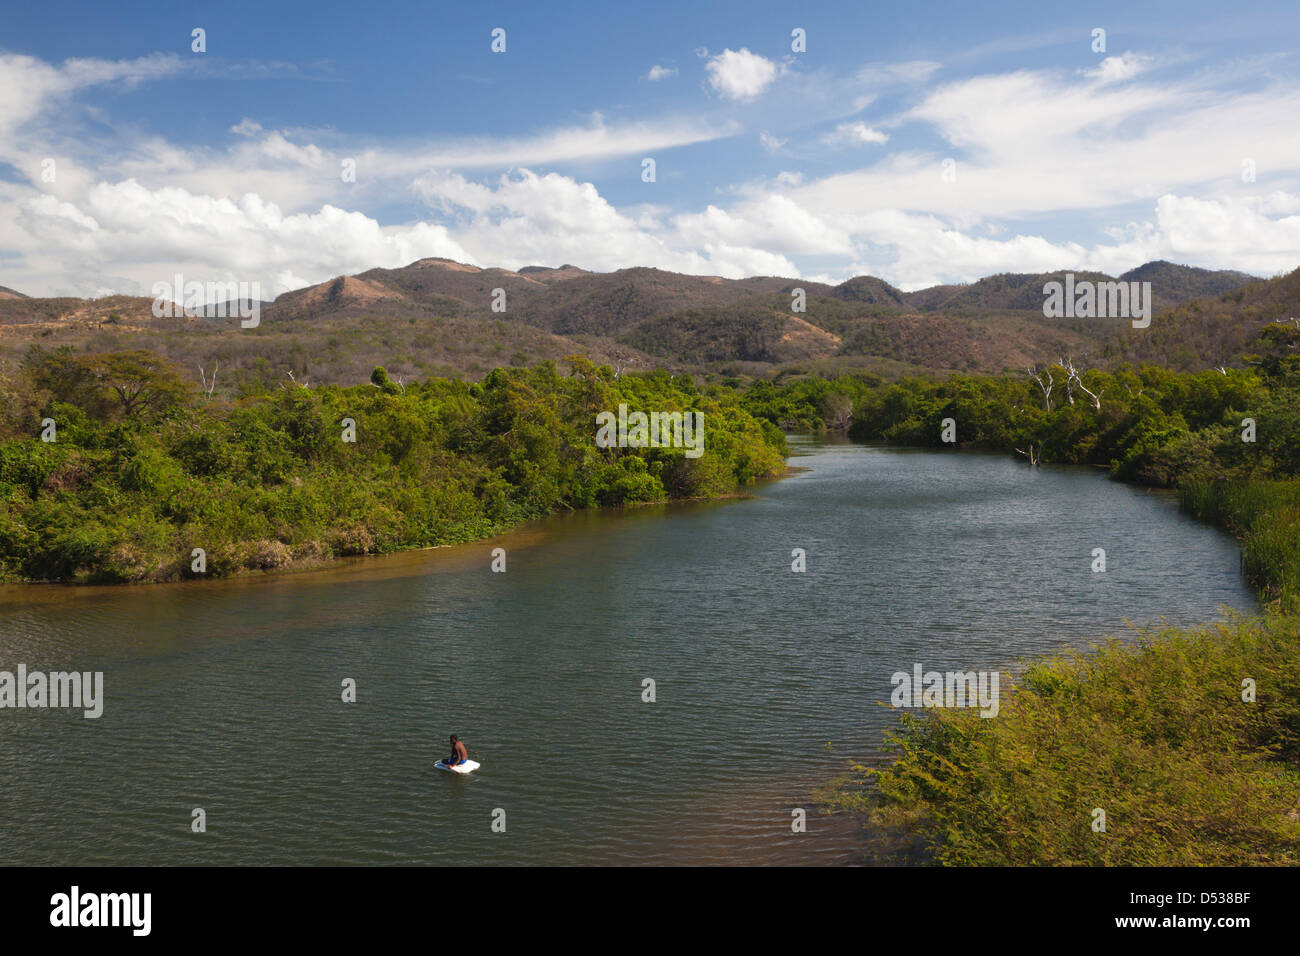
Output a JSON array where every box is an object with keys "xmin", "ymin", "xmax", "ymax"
[{"xmin": 0, "ymin": 259, "xmax": 1285, "ymax": 386}]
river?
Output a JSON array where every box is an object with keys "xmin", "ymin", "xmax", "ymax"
[{"xmin": 0, "ymin": 436, "xmax": 1256, "ymax": 865}]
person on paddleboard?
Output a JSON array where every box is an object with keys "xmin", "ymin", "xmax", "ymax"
[{"xmin": 447, "ymin": 735, "xmax": 469, "ymax": 766}]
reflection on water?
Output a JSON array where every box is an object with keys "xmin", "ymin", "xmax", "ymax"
[{"xmin": 0, "ymin": 437, "xmax": 1255, "ymax": 865}]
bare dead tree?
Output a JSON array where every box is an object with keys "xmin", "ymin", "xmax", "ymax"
[
  {"xmin": 1015, "ymin": 442, "xmax": 1042, "ymax": 466},
  {"xmin": 1060, "ymin": 357, "xmax": 1102, "ymax": 411},
  {"xmin": 198, "ymin": 362, "xmax": 218, "ymax": 398},
  {"xmin": 285, "ymin": 369, "xmax": 309, "ymax": 389},
  {"xmin": 1028, "ymin": 365, "xmax": 1054, "ymax": 412},
  {"xmin": 606, "ymin": 346, "xmax": 643, "ymax": 380}
]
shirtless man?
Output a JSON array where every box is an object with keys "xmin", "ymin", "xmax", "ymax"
[{"xmin": 447, "ymin": 735, "xmax": 468, "ymax": 766}]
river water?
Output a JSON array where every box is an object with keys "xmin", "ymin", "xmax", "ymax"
[{"xmin": 0, "ymin": 436, "xmax": 1256, "ymax": 865}]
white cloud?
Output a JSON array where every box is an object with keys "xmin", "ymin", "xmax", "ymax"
[
  {"xmin": 254, "ymin": 132, "xmax": 328, "ymax": 169},
  {"xmin": 0, "ymin": 52, "xmax": 734, "ymax": 192},
  {"xmin": 14, "ymin": 179, "xmax": 472, "ymax": 298},
  {"xmin": 1089, "ymin": 52, "xmax": 1154, "ymax": 85},
  {"xmin": 413, "ymin": 168, "xmax": 799, "ymax": 278},
  {"xmin": 673, "ymin": 196, "xmax": 854, "ymax": 257},
  {"xmin": 819, "ymin": 191, "xmax": 1299, "ymax": 289},
  {"xmin": 647, "ymin": 65, "xmax": 677, "ymax": 81},
  {"xmin": 9, "ymin": 167, "xmax": 1299, "ymax": 299},
  {"xmin": 1142, "ymin": 192, "xmax": 1300, "ymax": 273},
  {"xmin": 0, "ymin": 52, "xmax": 186, "ymax": 136},
  {"xmin": 822, "ymin": 122, "xmax": 890, "ymax": 146},
  {"xmin": 417, "ymin": 116, "xmax": 732, "ymax": 167},
  {"xmin": 705, "ymin": 48, "xmax": 782, "ymax": 101},
  {"xmin": 787, "ymin": 66, "xmax": 1300, "ymax": 223},
  {"xmin": 3, "ymin": 46, "xmax": 1299, "ymax": 299},
  {"xmin": 852, "ymin": 60, "xmax": 942, "ymax": 89}
]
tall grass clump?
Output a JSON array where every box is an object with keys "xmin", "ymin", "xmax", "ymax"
[{"xmin": 1181, "ymin": 478, "xmax": 1300, "ymax": 611}]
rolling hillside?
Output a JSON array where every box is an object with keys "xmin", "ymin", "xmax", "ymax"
[
  {"xmin": 1104, "ymin": 266, "xmax": 1300, "ymax": 370},
  {"xmin": 0, "ymin": 258, "xmax": 1274, "ymax": 390}
]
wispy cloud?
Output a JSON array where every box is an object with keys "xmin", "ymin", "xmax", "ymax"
[{"xmin": 821, "ymin": 121, "xmax": 889, "ymax": 147}]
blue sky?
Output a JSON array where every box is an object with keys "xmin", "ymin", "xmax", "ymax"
[{"xmin": 2, "ymin": 0, "xmax": 1299, "ymax": 298}]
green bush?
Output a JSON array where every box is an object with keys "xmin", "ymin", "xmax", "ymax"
[
  {"xmin": 823, "ymin": 616, "xmax": 1300, "ymax": 865},
  {"xmin": 0, "ymin": 352, "xmax": 786, "ymax": 583}
]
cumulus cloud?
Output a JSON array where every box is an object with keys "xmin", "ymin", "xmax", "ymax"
[
  {"xmin": 1137, "ymin": 192, "xmax": 1300, "ymax": 274},
  {"xmin": 841, "ymin": 207, "xmax": 1090, "ymax": 289},
  {"xmin": 646, "ymin": 65, "xmax": 677, "ymax": 81},
  {"xmin": 705, "ymin": 48, "xmax": 782, "ymax": 101},
  {"xmin": 10, "ymin": 167, "xmax": 1300, "ymax": 299},
  {"xmin": 0, "ymin": 47, "xmax": 746, "ymax": 293},
  {"xmin": 15, "ymin": 179, "xmax": 472, "ymax": 298},
  {"xmin": 413, "ymin": 168, "xmax": 800, "ymax": 277},
  {"xmin": 673, "ymin": 195, "xmax": 855, "ymax": 257},
  {"xmin": 821, "ymin": 192, "xmax": 1300, "ymax": 289}
]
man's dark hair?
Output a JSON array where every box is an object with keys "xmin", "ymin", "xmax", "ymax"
[{"xmin": 450, "ymin": 735, "xmax": 458, "ymax": 742}]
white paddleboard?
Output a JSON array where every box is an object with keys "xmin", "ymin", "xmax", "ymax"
[{"xmin": 435, "ymin": 759, "xmax": 480, "ymax": 774}]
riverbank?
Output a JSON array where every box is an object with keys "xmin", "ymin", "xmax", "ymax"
[
  {"xmin": 817, "ymin": 475, "xmax": 1300, "ymax": 865},
  {"xmin": 756, "ymin": 351, "xmax": 1300, "ymax": 864},
  {"xmin": 819, "ymin": 611, "xmax": 1300, "ymax": 865},
  {"xmin": 0, "ymin": 355, "xmax": 786, "ymax": 584}
]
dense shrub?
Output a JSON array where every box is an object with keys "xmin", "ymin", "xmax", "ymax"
[
  {"xmin": 0, "ymin": 353, "xmax": 784, "ymax": 582},
  {"xmin": 822, "ymin": 616, "xmax": 1300, "ymax": 865}
]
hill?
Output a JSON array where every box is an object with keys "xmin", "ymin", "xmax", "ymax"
[
  {"xmin": 829, "ymin": 275, "xmax": 907, "ymax": 306},
  {"xmin": 0, "ymin": 258, "xmax": 1271, "ymax": 390},
  {"xmin": 902, "ymin": 262, "xmax": 1253, "ymax": 315},
  {"xmin": 1105, "ymin": 266, "xmax": 1300, "ymax": 370}
]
